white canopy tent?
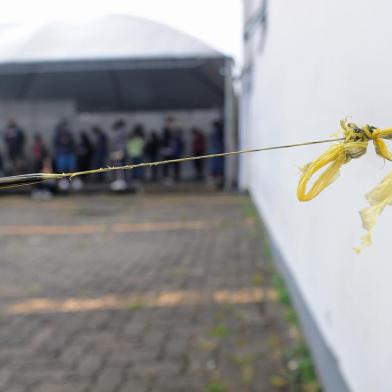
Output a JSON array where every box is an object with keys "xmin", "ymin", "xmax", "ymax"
[
  {"xmin": 0, "ymin": 15, "xmax": 231, "ymax": 111},
  {"xmin": 0, "ymin": 15, "xmax": 236, "ymax": 184}
]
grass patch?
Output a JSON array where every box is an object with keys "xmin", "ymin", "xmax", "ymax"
[
  {"xmin": 206, "ymin": 379, "xmax": 228, "ymax": 392},
  {"xmin": 209, "ymin": 323, "xmax": 230, "ymax": 339},
  {"xmin": 231, "ymin": 354, "xmax": 255, "ymax": 386},
  {"xmin": 285, "ymin": 344, "xmax": 321, "ymax": 392},
  {"xmin": 127, "ymin": 300, "xmax": 145, "ymax": 310},
  {"xmin": 270, "ymin": 374, "xmax": 287, "ymax": 389},
  {"xmin": 273, "ymin": 275, "xmax": 291, "ymax": 306},
  {"xmin": 244, "ymin": 202, "xmax": 258, "ymax": 219},
  {"xmin": 244, "ymin": 197, "xmax": 322, "ymax": 392}
]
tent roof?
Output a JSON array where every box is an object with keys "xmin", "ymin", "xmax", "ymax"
[
  {"xmin": 0, "ymin": 16, "xmax": 229, "ymax": 111},
  {"xmin": 0, "ymin": 15, "xmax": 220, "ymax": 65}
]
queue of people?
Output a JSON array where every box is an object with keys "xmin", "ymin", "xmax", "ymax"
[{"xmin": 0, "ymin": 116, "xmax": 225, "ymax": 195}]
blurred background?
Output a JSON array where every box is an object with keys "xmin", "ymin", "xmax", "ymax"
[
  {"xmin": 0, "ymin": 1, "xmax": 389, "ymax": 392},
  {"xmin": 0, "ymin": 0, "xmax": 242, "ymax": 194}
]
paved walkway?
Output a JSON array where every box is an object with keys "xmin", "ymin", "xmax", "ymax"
[{"xmin": 0, "ymin": 193, "xmax": 293, "ymax": 392}]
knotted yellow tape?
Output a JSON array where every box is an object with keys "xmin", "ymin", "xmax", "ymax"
[{"xmin": 298, "ymin": 119, "xmax": 392, "ymax": 252}]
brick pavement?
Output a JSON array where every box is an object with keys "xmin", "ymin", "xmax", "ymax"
[{"xmin": 0, "ymin": 193, "xmax": 295, "ymax": 392}]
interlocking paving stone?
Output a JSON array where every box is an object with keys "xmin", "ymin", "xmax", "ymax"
[{"xmin": 0, "ymin": 193, "xmax": 293, "ymax": 391}]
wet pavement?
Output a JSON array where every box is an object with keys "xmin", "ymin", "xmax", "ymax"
[{"xmin": 0, "ymin": 192, "xmax": 296, "ymax": 392}]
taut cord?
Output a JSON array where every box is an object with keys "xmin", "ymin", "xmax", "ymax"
[{"xmin": 0, "ymin": 137, "xmax": 345, "ymax": 189}]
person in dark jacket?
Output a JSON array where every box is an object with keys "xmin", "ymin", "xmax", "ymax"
[
  {"xmin": 53, "ymin": 121, "xmax": 76, "ymax": 173},
  {"xmin": 161, "ymin": 116, "xmax": 175, "ymax": 179},
  {"xmin": 92, "ymin": 126, "xmax": 108, "ymax": 182},
  {"xmin": 30, "ymin": 133, "xmax": 52, "ymax": 199},
  {"xmin": 77, "ymin": 131, "xmax": 93, "ymax": 173},
  {"xmin": 209, "ymin": 120, "xmax": 225, "ymax": 188},
  {"xmin": 3, "ymin": 119, "xmax": 25, "ymax": 174},
  {"xmin": 53, "ymin": 121, "xmax": 78, "ymax": 191},
  {"xmin": 161, "ymin": 127, "xmax": 184, "ymax": 183},
  {"xmin": 172, "ymin": 128, "xmax": 184, "ymax": 181},
  {"xmin": 192, "ymin": 128, "xmax": 206, "ymax": 181},
  {"xmin": 145, "ymin": 131, "xmax": 161, "ymax": 181},
  {"xmin": 109, "ymin": 119, "xmax": 127, "ymax": 190},
  {"xmin": 31, "ymin": 133, "xmax": 48, "ymax": 173}
]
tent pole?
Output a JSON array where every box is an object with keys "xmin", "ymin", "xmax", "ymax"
[{"xmin": 224, "ymin": 58, "xmax": 237, "ymax": 189}]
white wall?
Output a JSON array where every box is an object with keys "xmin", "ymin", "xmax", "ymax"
[{"xmin": 241, "ymin": 1, "xmax": 392, "ymax": 391}]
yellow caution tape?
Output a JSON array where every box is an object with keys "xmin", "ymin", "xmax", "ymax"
[{"xmin": 298, "ymin": 119, "xmax": 392, "ymax": 252}]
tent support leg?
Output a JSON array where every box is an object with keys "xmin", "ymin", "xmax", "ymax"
[{"xmin": 224, "ymin": 58, "xmax": 237, "ymax": 190}]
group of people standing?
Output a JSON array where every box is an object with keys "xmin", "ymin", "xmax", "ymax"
[
  {"xmin": 106, "ymin": 116, "xmax": 224, "ymax": 190},
  {"xmin": 0, "ymin": 116, "xmax": 225, "ymax": 193}
]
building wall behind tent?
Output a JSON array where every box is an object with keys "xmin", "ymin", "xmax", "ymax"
[{"xmin": 241, "ymin": 0, "xmax": 392, "ymax": 391}]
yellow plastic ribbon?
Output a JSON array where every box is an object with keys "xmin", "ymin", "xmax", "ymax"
[
  {"xmin": 354, "ymin": 171, "xmax": 392, "ymax": 253},
  {"xmin": 298, "ymin": 120, "xmax": 392, "ymax": 252}
]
